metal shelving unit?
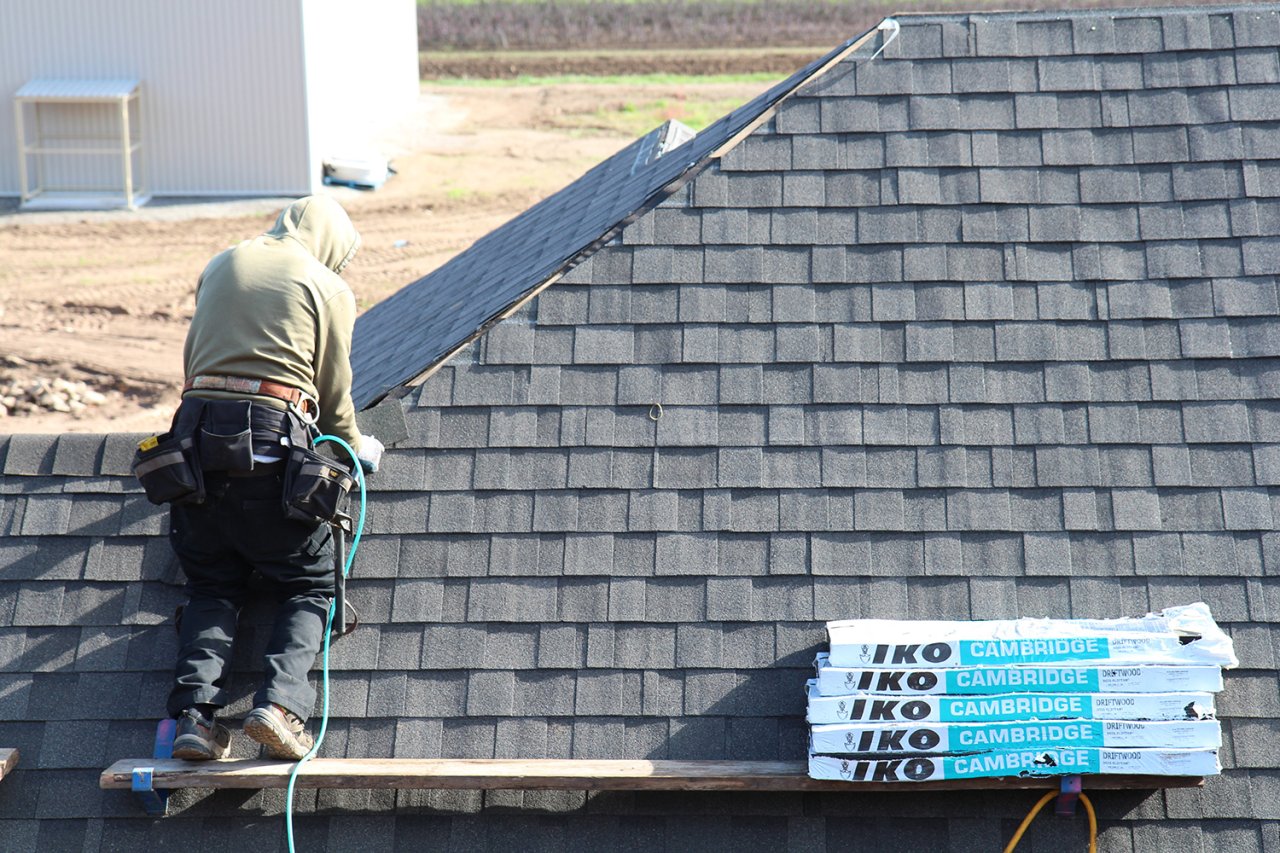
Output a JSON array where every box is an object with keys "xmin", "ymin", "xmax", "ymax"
[{"xmin": 13, "ymin": 78, "xmax": 148, "ymax": 210}]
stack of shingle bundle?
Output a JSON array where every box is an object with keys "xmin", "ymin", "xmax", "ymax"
[{"xmin": 807, "ymin": 603, "xmax": 1236, "ymax": 783}]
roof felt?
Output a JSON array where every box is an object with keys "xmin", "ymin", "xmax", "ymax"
[{"xmin": 5, "ymin": 5, "xmax": 1280, "ymax": 850}]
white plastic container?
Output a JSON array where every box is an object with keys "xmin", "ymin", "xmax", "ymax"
[{"xmin": 322, "ymin": 155, "xmax": 390, "ymax": 189}]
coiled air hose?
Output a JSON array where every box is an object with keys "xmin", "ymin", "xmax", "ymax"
[{"xmin": 1003, "ymin": 789, "xmax": 1097, "ymax": 853}]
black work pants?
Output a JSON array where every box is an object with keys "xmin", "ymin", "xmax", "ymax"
[{"xmin": 166, "ymin": 470, "xmax": 334, "ymax": 722}]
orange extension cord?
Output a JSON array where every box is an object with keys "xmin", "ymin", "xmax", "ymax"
[{"xmin": 1003, "ymin": 790, "xmax": 1098, "ymax": 853}]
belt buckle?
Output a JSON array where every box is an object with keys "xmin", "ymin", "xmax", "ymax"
[{"xmin": 289, "ymin": 390, "xmax": 320, "ymax": 426}]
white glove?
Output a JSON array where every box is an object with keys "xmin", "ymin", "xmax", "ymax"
[{"xmin": 357, "ymin": 434, "xmax": 384, "ymax": 474}]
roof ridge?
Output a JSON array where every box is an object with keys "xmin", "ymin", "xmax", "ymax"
[{"xmin": 886, "ymin": 3, "xmax": 1280, "ymax": 24}]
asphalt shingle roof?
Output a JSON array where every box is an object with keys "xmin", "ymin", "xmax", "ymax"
[{"xmin": 5, "ymin": 6, "xmax": 1280, "ymax": 850}]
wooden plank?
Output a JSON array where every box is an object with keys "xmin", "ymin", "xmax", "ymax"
[
  {"xmin": 0, "ymin": 749, "xmax": 19, "ymax": 782},
  {"xmin": 100, "ymin": 758, "xmax": 1205, "ymax": 793}
]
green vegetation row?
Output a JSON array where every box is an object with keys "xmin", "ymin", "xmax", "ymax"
[
  {"xmin": 418, "ymin": 0, "xmax": 1207, "ymax": 51},
  {"xmin": 420, "ymin": 46, "xmax": 826, "ymax": 79}
]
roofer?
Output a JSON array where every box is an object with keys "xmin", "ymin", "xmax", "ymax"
[{"xmin": 132, "ymin": 196, "xmax": 383, "ymax": 762}]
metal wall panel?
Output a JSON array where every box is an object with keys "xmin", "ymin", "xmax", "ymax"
[{"xmin": 0, "ymin": 0, "xmax": 311, "ymax": 196}]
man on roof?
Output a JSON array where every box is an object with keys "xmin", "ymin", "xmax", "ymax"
[{"xmin": 138, "ymin": 196, "xmax": 383, "ymax": 762}]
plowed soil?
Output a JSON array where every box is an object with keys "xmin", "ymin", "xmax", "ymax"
[{"xmin": 0, "ymin": 78, "xmax": 773, "ymax": 434}]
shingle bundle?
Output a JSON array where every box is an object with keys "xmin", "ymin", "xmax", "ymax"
[{"xmin": 807, "ymin": 603, "xmax": 1236, "ymax": 783}]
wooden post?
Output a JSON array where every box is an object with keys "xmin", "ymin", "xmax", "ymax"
[
  {"xmin": 133, "ymin": 90, "xmax": 145, "ymax": 201},
  {"xmin": 120, "ymin": 95, "xmax": 134, "ymax": 209},
  {"xmin": 13, "ymin": 100, "xmax": 29, "ymax": 204}
]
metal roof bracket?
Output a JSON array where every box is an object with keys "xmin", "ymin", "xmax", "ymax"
[{"xmin": 132, "ymin": 718, "xmax": 175, "ymax": 816}]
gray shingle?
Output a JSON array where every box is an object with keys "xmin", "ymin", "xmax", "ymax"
[
  {"xmin": 960, "ymin": 534, "xmax": 1024, "ymax": 577},
  {"xmin": 463, "ymin": 670, "xmax": 514, "ymax": 717},
  {"xmin": 1184, "ymin": 400, "xmax": 1251, "ymax": 442},
  {"xmin": 1223, "ymin": 489, "xmax": 1275, "ymax": 530},
  {"xmin": 1015, "ymin": 244, "xmax": 1075, "ymax": 282},
  {"xmin": 1214, "ymin": 277, "xmax": 1280, "ymax": 317},
  {"xmin": 948, "ymin": 245, "xmax": 1006, "ymax": 282},
  {"xmin": 1086, "ymin": 403, "xmax": 1140, "ymax": 444},
  {"xmin": 949, "ymin": 489, "xmax": 1013, "ymax": 531},
  {"xmin": 995, "ymin": 323, "xmax": 1056, "ymax": 361},
  {"xmin": 962, "ymin": 282, "xmax": 1014, "ymax": 321},
  {"xmin": 1096, "ymin": 447, "xmax": 1152, "ymax": 489},
  {"xmin": 1256, "ymin": 445, "xmax": 1280, "ymax": 486},
  {"xmin": 1036, "ymin": 447, "xmax": 1102, "ymax": 489},
  {"xmin": 3, "ymin": 435, "xmax": 58, "ymax": 476},
  {"xmin": 1007, "ymin": 489, "xmax": 1062, "ymax": 530},
  {"xmin": 17, "ymin": 497, "xmax": 72, "ymax": 537},
  {"xmin": 50, "ymin": 435, "xmax": 103, "ymax": 477},
  {"xmin": 1011, "ymin": 405, "xmax": 1065, "ymax": 445},
  {"xmin": 1109, "ymin": 489, "xmax": 1161, "ymax": 531},
  {"xmin": 1189, "ymin": 445, "xmax": 1255, "ymax": 487},
  {"xmin": 760, "ymin": 449, "xmax": 820, "ymax": 488},
  {"xmin": 1149, "ymin": 361, "xmax": 1196, "ymax": 403},
  {"xmin": 1160, "ymin": 491, "xmax": 1226, "ymax": 532},
  {"xmin": 762, "ymin": 406, "xmax": 802, "ymax": 446},
  {"xmin": 912, "ymin": 284, "xmax": 963, "ymax": 323}
]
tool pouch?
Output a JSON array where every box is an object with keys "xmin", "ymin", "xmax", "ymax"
[
  {"xmin": 197, "ymin": 400, "xmax": 255, "ymax": 472},
  {"xmin": 132, "ymin": 432, "xmax": 203, "ymax": 505},
  {"xmin": 282, "ymin": 444, "xmax": 355, "ymax": 524}
]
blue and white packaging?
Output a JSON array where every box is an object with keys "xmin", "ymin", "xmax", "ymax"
[
  {"xmin": 809, "ymin": 718, "xmax": 1222, "ymax": 755},
  {"xmin": 813, "ymin": 653, "xmax": 1224, "ymax": 697},
  {"xmin": 826, "ymin": 603, "xmax": 1236, "ymax": 670},
  {"xmin": 805, "ymin": 681, "xmax": 1216, "ymax": 725},
  {"xmin": 807, "ymin": 747, "xmax": 1220, "ymax": 782}
]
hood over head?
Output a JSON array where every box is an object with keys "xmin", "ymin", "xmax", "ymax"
[{"xmin": 269, "ymin": 195, "xmax": 361, "ymax": 274}]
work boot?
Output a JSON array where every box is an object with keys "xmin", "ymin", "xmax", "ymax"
[
  {"xmin": 172, "ymin": 707, "xmax": 231, "ymax": 760},
  {"xmin": 243, "ymin": 703, "xmax": 314, "ymax": 760}
]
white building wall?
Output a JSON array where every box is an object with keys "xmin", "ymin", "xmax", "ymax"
[
  {"xmin": 0, "ymin": 0, "xmax": 308, "ymax": 197},
  {"xmin": 301, "ymin": 0, "xmax": 420, "ymax": 186}
]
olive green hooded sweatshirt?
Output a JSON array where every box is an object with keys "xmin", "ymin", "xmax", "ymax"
[{"xmin": 183, "ymin": 196, "xmax": 364, "ymax": 451}]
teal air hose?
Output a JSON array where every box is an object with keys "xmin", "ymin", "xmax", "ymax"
[{"xmin": 285, "ymin": 434, "xmax": 367, "ymax": 853}]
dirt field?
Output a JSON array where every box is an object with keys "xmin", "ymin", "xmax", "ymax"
[{"xmin": 0, "ymin": 78, "xmax": 775, "ymax": 435}]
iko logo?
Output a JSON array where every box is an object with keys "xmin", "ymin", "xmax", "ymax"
[
  {"xmin": 844, "ymin": 670, "xmax": 940, "ymax": 693},
  {"xmin": 843, "ymin": 728, "xmax": 942, "ymax": 752},
  {"xmin": 841, "ymin": 698, "xmax": 932, "ymax": 721},
  {"xmin": 838, "ymin": 757, "xmax": 936, "ymax": 782},
  {"xmin": 861, "ymin": 643, "xmax": 953, "ymax": 665}
]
